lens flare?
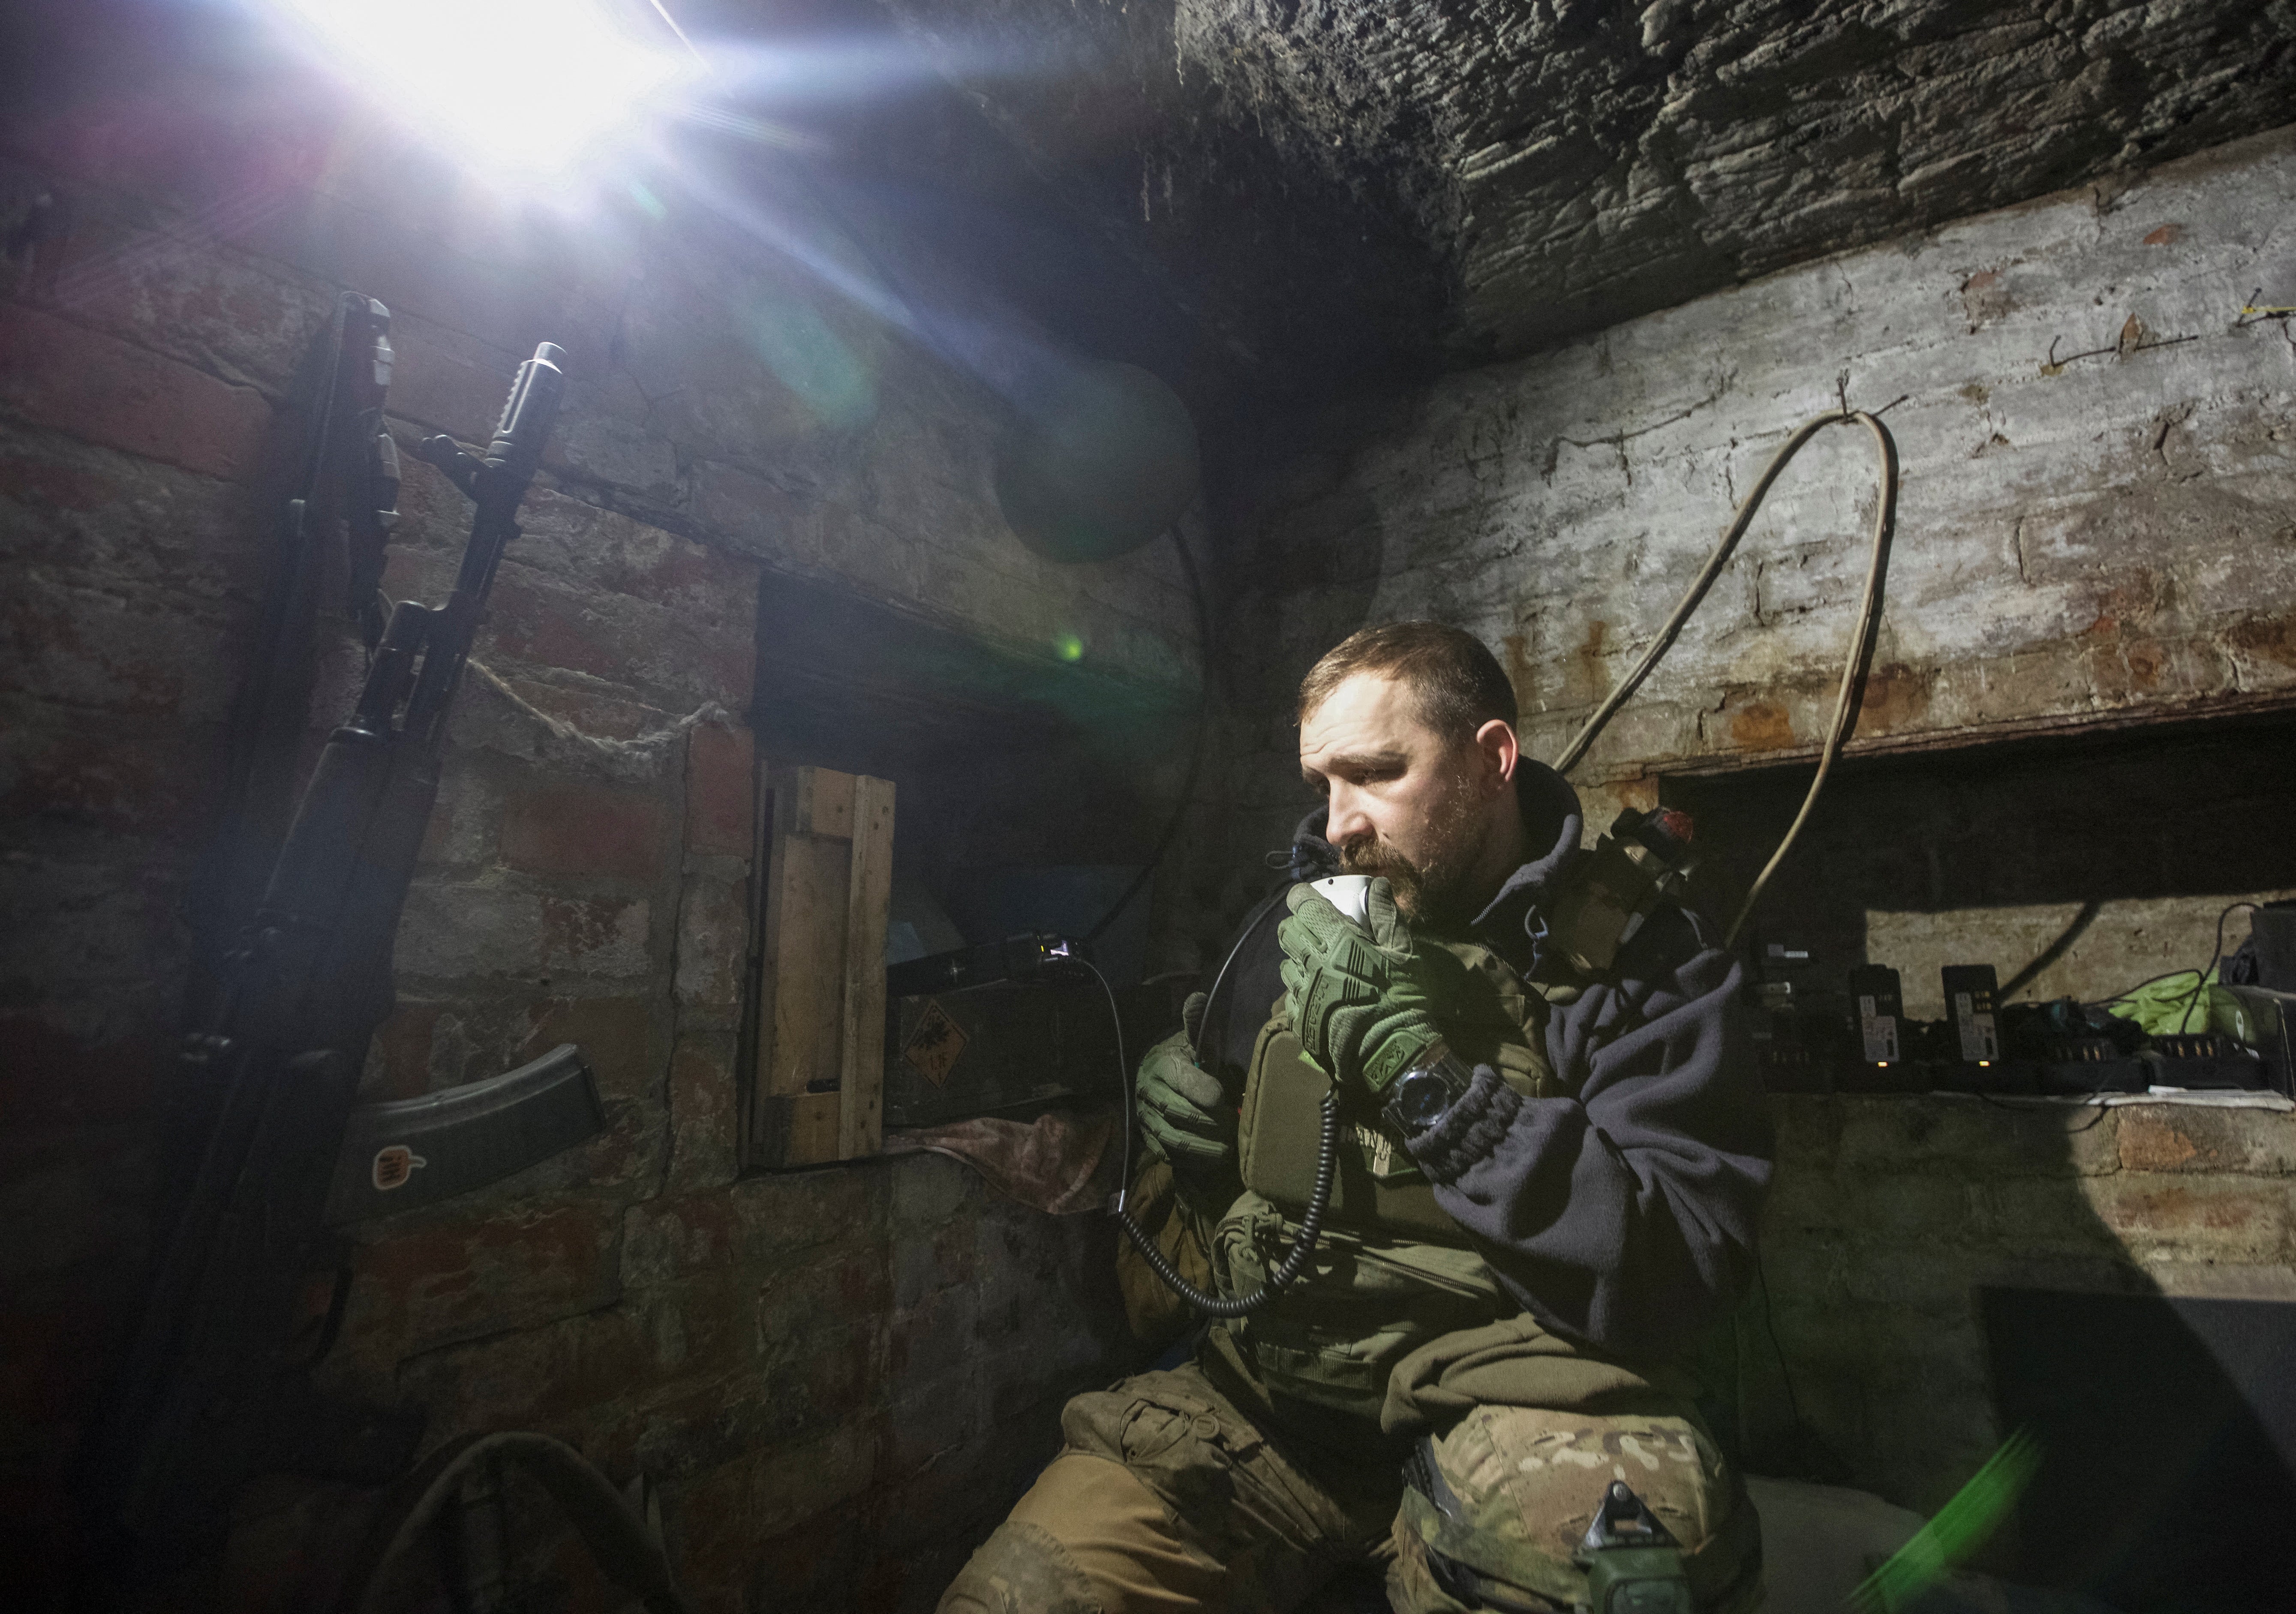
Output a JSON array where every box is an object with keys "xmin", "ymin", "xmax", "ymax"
[
  {"xmin": 1852, "ymin": 1428, "xmax": 2042, "ymax": 1612},
  {"xmin": 266, "ymin": 0, "xmax": 692, "ymax": 180}
]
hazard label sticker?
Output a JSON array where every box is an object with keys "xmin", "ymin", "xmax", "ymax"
[{"xmin": 902, "ymin": 1001, "xmax": 967, "ymax": 1087}]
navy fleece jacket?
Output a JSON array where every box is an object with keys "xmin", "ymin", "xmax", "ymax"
[{"xmin": 1203, "ymin": 760, "xmax": 1773, "ymax": 1365}]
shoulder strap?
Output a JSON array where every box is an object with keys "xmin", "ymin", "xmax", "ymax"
[{"xmin": 1538, "ymin": 808, "xmax": 1698, "ymax": 987}]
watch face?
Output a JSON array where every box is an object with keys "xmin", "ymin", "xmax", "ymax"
[{"xmin": 1393, "ymin": 1072, "xmax": 1450, "ymax": 1130}]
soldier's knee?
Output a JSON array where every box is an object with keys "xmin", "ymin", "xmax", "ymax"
[
  {"xmin": 1388, "ymin": 1405, "xmax": 1761, "ymax": 1614},
  {"xmin": 938, "ymin": 1519, "xmax": 1104, "ymax": 1614}
]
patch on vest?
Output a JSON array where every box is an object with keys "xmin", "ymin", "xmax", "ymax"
[{"xmin": 1352, "ymin": 1122, "xmax": 1425, "ymax": 1184}]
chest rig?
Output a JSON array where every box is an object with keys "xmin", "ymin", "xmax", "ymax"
[
  {"xmin": 1231, "ymin": 807, "xmax": 1696, "ymax": 1246},
  {"xmin": 1236, "ymin": 936, "xmax": 1563, "ymax": 1243}
]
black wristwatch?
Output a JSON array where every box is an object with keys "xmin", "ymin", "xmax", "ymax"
[{"xmin": 1382, "ymin": 1044, "xmax": 1476, "ymax": 1135}]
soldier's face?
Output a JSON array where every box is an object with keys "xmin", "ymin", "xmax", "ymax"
[{"xmin": 1299, "ymin": 673, "xmax": 1486, "ymax": 923}]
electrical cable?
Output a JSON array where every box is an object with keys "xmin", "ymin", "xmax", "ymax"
[
  {"xmin": 1079, "ymin": 955, "xmax": 1337, "ymax": 1317},
  {"xmin": 2085, "ymin": 902, "xmax": 2258, "ymax": 1022},
  {"xmin": 1752, "ymin": 1248, "xmax": 1803, "ymax": 1433},
  {"xmin": 330, "ymin": 1431, "xmax": 689, "ymax": 1614},
  {"xmin": 1084, "ymin": 529, "xmax": 1214, "ymax": 944},
  {"xmin": 1553, "ymin": 411, "xmax": 1900, "ymax": 950},
  {"xmin": 2179, "ymin": 899, "xmax": 2257, "ymax": 1033},
  {"xmin": 1189, "ymin": 889, "xmax": 1287, "ymax": 1066}
]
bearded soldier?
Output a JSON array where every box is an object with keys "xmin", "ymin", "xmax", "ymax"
[{"xmin": 941, "ymin": 622, "xmax": 1773, "ymax": 1614}]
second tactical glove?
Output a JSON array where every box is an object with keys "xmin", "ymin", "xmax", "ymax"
[
  {"xmin": 1277, "ymin": 878, "xmax": 1454, "ymax": 1093},
  {"xmin": 1135, "ymin": 992, "xmax": 1237, "ymax": 1184}
]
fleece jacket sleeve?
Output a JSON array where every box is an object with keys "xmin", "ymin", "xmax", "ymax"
[{"xmin": 1403, "ymin": 905, "xmax": 1773, "ymax": 1363}]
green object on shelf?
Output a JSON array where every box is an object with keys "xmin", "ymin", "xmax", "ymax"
[{"xmin": 2107, "ymin": 967, "xmax": 2218, "ymax": 1037}]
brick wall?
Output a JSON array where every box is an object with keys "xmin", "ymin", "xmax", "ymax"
[
  {"xmin": 1, "ymin": 3, "xmax": 1182, "ymax": 1605},
  {"xmin": 1749, "ymin": 1095, "xmax": 2296, "ymax": 1522},
  {"xmin": 1196, "ymin": 122, "xmax": 2296, "ymax": 910}
]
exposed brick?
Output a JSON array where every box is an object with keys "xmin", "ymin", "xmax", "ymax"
[
  {"xmin": 0, "ymin": 303, "xmax": 270, "ymax": 479},
  {"xmin": 348, "ymin": 1199, "xmax": 623, "ymax": 1355},
  {"xmin": 0, "ymin": 432, "xmax": 260, "ymax": 596},
  {"xmin": 673, "ymin": 875, "xmax": 747, "ymax": 1014},
  {"xmin": 521, "ymin": 995, "xmax": 658, "ymax": 1102},
  {"xmin": 891, "ymin": 1153, "xmax": 980, "ymax": 1231},
  {"xmin": 755, "ymin": 1245, "xmax": 896, "ymax": 1356},
  {"xmin": 389, "ymin": 1303, "xmax": 655, "ymax": 1436},
  {"xmin": 225, "ymin": 184, "xmax": 617, "ymax": 370},
  {"xmin": 684, "ymin": 722, "xmax": 755, "ymax": 859},
  {"xmin": 666, "ymin": 1031, "xmax": 739, "ymax": 1193},
  {"xmin": 381, "ymin": 309, "xmax": 534, "ymax": 441},
  {"xmin": 2084, "ymin": 1175, "xmax": 2294, "ymax": 1263},
  {"xmin": 0, "ymin": 709, "xmax": 219, "ymax": 837},
  {"xmin": 894, "ymin": 1214, "xmax": 980, "ymax": 1311},
  {"xmin": 2, "ymin": 566, "xmax": 249, "ymax": 722},
  {"xmin": 43, "ymin": 200, "xmax": 332, "ymax": 393},
  {"xmin": 363, "ymin": 998, "xmax": 451, "ymax": 1101},
  {"xmin": 394, "ymin": 884, "xmax": 544, "ymax": 978},
  {"xmin": 538, "ymin": 894, "xmax": 652, "ymax": 977},
  {"xmin": 497, "ymin": 678, "xmax": 672, "ymax": 742},
  {"xmin": 415, "ymin": 754, "xmax": 500, "ymax": 869},
  {"xmin": 620, "ymin": 1171, "xmax": 880, "ymax": 1286},
  {"xmin": 500, "ymin": 775, "xmax": 670, "ymax": 882},
  {"xmin": 889, "ymin": 1283, "xmax": 980, "ymax": 1380},
  {"xmin": 1828, "ymin": 1093, "xmax": 2122, "ymax": 1179},
  {"xmin": 688, "ymin": 456, "xmax": 814, "ymax": 565},
  {"xmin": 475, "ymin": 496, "xmax": 760, "ymax": 710},
  {"xmin": 667, "ymin": 1422, "xmax": 877, "ymax": 1580},
  {"xmin": 2117, "ymin": 1105, "xmax": 2296, "ymax": 1176}
]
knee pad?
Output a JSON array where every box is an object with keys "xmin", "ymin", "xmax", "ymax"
[
  {"xmin": 1392, "ymin": 1407, "xmax": 1761, "ymax": 1614},
  {"xmin": 937, "ymin": 1519, "xmax": 1104, "ymax": 1614}
]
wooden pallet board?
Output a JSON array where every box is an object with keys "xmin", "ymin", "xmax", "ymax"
[{"xmin": 745, "ymin": 763, "xmax": 896, "ymax": 1169}]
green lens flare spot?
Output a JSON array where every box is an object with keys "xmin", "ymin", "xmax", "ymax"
[
  {"xmin": 627, "ymin": 181, "xmax": 667, "ymax": 221},
  {"xmin": 743, "ymin": 297, "xmax": 877, "ymax": 430},
  {"xmin": 1055, "ymin": 633, "xmax": 1085, "ymax": 662}
]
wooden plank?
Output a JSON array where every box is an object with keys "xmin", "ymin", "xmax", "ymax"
[
  {"xmin": 781, "ymin": 1090, "xmax": 843, "ymax": 1167},
  {"xmin": 782, "ymin": 766, "xmax": 855, "ymax": 838},
  {"xmin": 745, "ymin": 762, "xmax": 896, "ymax": 1169},
  {"xmin": 838, "ymin": 774, "xmax": 896, "ymax": 1159},
  {"xmin": 765, "ymin": 834, "xmax": 850, "ymax": 1098}
]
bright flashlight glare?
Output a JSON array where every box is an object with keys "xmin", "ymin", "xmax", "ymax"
[{"xmin": 271, "ymin": 0, "xmax": 690, "ymax": 178}]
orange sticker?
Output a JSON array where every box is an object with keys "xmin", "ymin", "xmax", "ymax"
[
  {"xmin": 371, "ymin": 1144, "xmax": 428, "ymax": 1190},
  {"xmin": 902, "ymin": 1001, "xmax": 967, "ymax": 1087}
]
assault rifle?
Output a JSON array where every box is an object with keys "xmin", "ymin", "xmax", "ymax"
[{"xmin": 81, "ymin": 336, "xmax": 606, "ymax": 1593}]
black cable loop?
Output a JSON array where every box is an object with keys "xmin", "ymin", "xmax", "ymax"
[{"xmin": 1079, "ymin": 955, "xmax": 1337, "ymax": 1317}]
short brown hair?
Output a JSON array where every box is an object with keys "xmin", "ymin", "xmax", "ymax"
[{"xmin": 1297, "ymin": 622, "xmax": 1518, "ymax": 739}]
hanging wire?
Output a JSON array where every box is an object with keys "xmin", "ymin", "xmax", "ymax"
[{"xmin": 1553, "ymin": 410, "xmax": 1900, "ymax": 950}]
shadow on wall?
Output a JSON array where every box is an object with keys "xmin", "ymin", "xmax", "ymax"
[
  {"xmin": 1180, "ymin": 481, "xmax": 1391, "ymax": 955},
  {"xmin": 1662, "ymin": 710, "xmax": 2296, "ymax": 1611},
  {"xmin": 1710, "ymin": 1092, "xmax": 2296, "ymax": 1613}
]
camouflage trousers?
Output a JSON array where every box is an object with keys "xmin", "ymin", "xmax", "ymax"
[{"xmin": 935, "ymin": 1360, "xmax": 1761, "ymax": 1614}]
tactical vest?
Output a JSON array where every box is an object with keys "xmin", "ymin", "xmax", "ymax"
[{"xmin": 1209, "ymin": 936, "xmax": 1581, "ymax": 1421}]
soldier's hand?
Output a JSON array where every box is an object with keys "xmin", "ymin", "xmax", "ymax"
[
  {"xmin": 1277, "ymin": 879, "xmax": 1447, "ymax": 1093},
  {"xmin": 1136, "ymin": 992, "xmax": 1235, "ymax": 1181}
]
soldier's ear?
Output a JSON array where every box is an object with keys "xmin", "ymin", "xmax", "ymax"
[{"xmin": 1472, "ymin": 719, "xmax": 1520, "ymax": 796}]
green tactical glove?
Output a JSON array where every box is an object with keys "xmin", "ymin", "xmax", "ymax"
[
  {"xmin": 1277, "ymin": 878, "xmax": 1449, "ymax": 1093},
  {"xmin": 1135, "ymin": 992, "xmax": 1235, "ymax": 1183}
]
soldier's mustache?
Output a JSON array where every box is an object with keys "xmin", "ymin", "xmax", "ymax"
[{"xmin": 1334, "ymin": 836, "xmax": 1423, "ymax": 882}]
